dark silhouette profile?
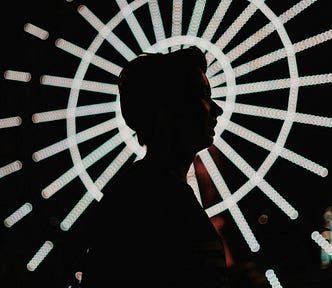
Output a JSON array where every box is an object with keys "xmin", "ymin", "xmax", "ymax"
[{"xmin": 80, "ymin": 46, "xmax": 229, "ymax": 287}]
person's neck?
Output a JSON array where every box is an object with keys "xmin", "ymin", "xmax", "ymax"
[{"xmin": 144, "ymin": 147, "xmax": 195, "ymax": 183}]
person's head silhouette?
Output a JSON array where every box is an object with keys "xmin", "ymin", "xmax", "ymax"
[{"xmin": 118, "ymin": 46, "xmax": 223, "ymax": 174}]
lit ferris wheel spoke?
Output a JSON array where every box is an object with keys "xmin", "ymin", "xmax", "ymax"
[
  {"xmin": 187, "ymin": 0, "xmax": 206, "ymax": 37},
  {"xmin": 115, "ymin": 0, "xmax": 152, "ymax": 51},
  {"xmin": 4, "ymin": 70, "xmax": 31, "ymax": 82},
  {"xmin": 27, "ymin": 240, "xmax": 53, "ymax": 272},
  {"xmin": 0, "ymin": 116, "xmax": 22, "ymax": 129},
  {"xmin": 213, "ymin": 137, "xmax": 298, "ymax": 219},
  {"xmin": 216, "ymin": 1, "xmax": 259, "ymax": 51},
  {"xmin": 227, "ymin": 0, "xmax": 316, "ymax": 63},
  {"xmin": 220, "ymin": 101, "xmax": 332, "ymax": 128},
  {"xmin": 32, "ymin": 102, "xmax": 117, "ymax": 123},
  {"xmin": 55, "ymin": 38, "xmax": 122, "ymax": 77},
  {"xmin": 294, "ymin": 112, "xmax": 332, "ymax": 127},
  {"xmin": 23, "ymin": 23, "xmax": 49, "ymax": 40},
  {"xmin": 41, "ymin": 133, "xmax": 128, "ymax": 199},
  {"xmin": 207, "ymin": 0, "xmax": 316, "ymax": 76},
  {"xmin": 187, "ymin": 163, "xmax": 202, "ymax": 205},
  {"xmin": 201, "ymin": 0, "xmax": 231, "ymax": 41},
  {"xmin": 265, "ymin": 269, "xmax": 283, "ymax": 288},
  {"xmin": 61, "ymin": 145, "xmax": 135, "ymax": 231},
  {"xmin": 77, "ymin": 5, "xmax": 137, "ymax": 61},
  {"xmin": 4, "ymin": 202, "xmax": 32, "ymax": 228},
  {"xmin": 170, "ymin": 0, "xmax": 182, "ymax": 51},
  {"xmin": 33, "ymin": 118, "xmax": 123, "ymax": 162},
  {"xmin": 206, "ymin": 1, "xmax": 259, "ymax": 77},
  {"xmin": 224, "ymin": 121, "xmax": 328, "ymax": 177},
  {"xmin": 202, "ymin": 0, "xmax": 232, "ymax": 66},
  {"xmin": 40, "ymin": 75, "xmax": 118, "ymax": 95},
  {"xmin": 211, "ymin": 28, "xmax": 332, "ymax": 86},
  {"xmin": 0, "ymin": 160, "xmax": 22, "ymax": 179},
  {"xmin": 212, "ymin": 74, "xmax": 332, "ymax": 97},
  {"xmin": 148, "ymin": 0, "xmax": 167, "ymax": 51},
  {"xmin": 311, "ymin": 231, "xmax": 332, "ymax": 257},
  {"xmin": 198, "ymin": 150, "xmax": 260, "ymax": 252}
]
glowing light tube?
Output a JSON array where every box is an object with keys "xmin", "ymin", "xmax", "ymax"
[
  {"xmin": 77, "ymin": 5, "xmax": 137, "ymax": 61},
  {"xmin": 41, "ymin": 133, "xmax": 125, "ymax": 199},
  {"xmin": 208, "ymin": 0, "xmax": 316, "ymax": 76},
  {"xmin": 32, "ymin": 102, "xmax": 117, "ymax": 123},
  {"xmin": 0, "ymin": 116, "xmax": 22, "ymax": 129},
  {"xmin": 55, "ymin": 38, "xmax": 122, "ymax": 76},
  {"xmin": 186, "ymin": 163, "xmax": 202, "ymax": 205},
  {"xmin": 220, "ymin": 100, "xmax": 332, "ymax": 128},
  {"xmin": 24, "ymin": 23, "xmax": 49, "ymax": 40},
  {"xmin": 40, "ymin": 75, "xmax": 118, "ymax": 95},
  {"xmin": 148, "ymin": 0, "xmax": 167, "ymax": 52},
  {"xmin": 27, "ymin": 241, "xmax": 53, "ymax": 271},
  {"xmin": 198, "ymin": 150, "xmax": 260, "ymax": 252},
  {"xmin": 228, "ymin": 0, "xmax": 317, "ymax": 62},
  {"xmin": 225, "ymin": 121, "xmax": 328, "ymax": 177},
  {"xmin": 265, "ymin": 269, "xmax": 283, "ymax": 288},
  {"xmin": 115, "ymin": 0, "xmax": 151, "ymax": 51},
  {"xmin": 312, "ymin": 231, "xmax": 332, "ymax": 257},
  {"xmin": 61, "ymin": 146, "xmax": 133, "ymax": 231},
  {"xmin": 171, "ymin": 0, "xmax": 183, "ymax": 51},
  {"xmin": 201, "ymin": 0, "xmax": 231, "ymax": 41},
  {"xmin": 213, "ymin": 137, "xmax": 298, "ymax": 219},
  {"xmin": 187, "ymin": 0, "xmax": 206, "ymax": 37},
  {"xmin": 33, "ymin": 118, "xmax": 121, "ymax": 162},
  {"xmin": 4, "ymin": 202, "xmax": 32, "ymax": 228},
  {"xmin": 0, "ymin": 160, "xmax": 22, "ymax": 179},
  {"xmin": 216, "ymin": 1, "xmax": 259, "ymax": 51},
  {"xmin": 4, "ymin": 70, "xmax": 31, "ymax": 82}
]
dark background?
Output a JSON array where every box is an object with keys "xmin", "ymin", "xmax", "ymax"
[{"xmin": 1, "ymin": 0, "xmax": 332, "ymax": 287}]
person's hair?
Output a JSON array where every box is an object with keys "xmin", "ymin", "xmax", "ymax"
[{"xmin": 118, "ymin": 46, "xmax": 207, "ymax": 145}]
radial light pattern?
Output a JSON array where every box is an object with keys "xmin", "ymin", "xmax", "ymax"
[{"xmin": 2, "ymin": 0, "xmax": 332, "ymax": 276}]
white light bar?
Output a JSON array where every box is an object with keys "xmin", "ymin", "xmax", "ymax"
[
  {"xmin": 41, "ymin": 133, "xmax": 124, "ymax": 199},
  {"xmin": 32, "ymin": 102, "xmax": 117, "ymax": 123},
  {"xmin": 216, "ymin": 2, "xmax": 258, "ymax": 51},
  {"xmin": 61, "ymin": 193, "xmax": 94, "ymax": 231},
  {"xmin": 148, "ymin": 0, "xmax": 167, "ymax": 52},
  {"xmin": 198, "ymin": 150, "xmax": 260, "ymax": 252},
  {"xmin": 226, "ymin": 0, "xmax": 317, "ymax": 63},
  {"xmin": 201, "ymin": 0, "xmax": 231, "ymax": 41},
  {"xmin": 24, "ymin": 23, "xmax": 49, "ymax": 40},
  {"xmin": 223, "ymin": 101, "xmax": 332, "ymax": 128},
  {"xmin": 61, "ymin": 146, "xmax": 133, "ymax": 231},
  {"xmin": 55, "ymin": 38, "xmax": 122, "ymax": 76},
  {"xmin": 0, "ymin": 116, "xmax": 22, "ymax": 129},
  {"xmin": 4, "ymin": 202, "xmax": 32, "ymax": 228},
  {"xmin": 171, "ymin": 0, "xmax": 183, "ymax": 51},
  {"xmin": 213, "ymin": 137, "xmax": 298, "ymax": 219},
  {"xmin": 77, "ymin": 5, "xmax": 137, "ymax": 61},
  {"xmin": 0, "ymin": 160, "xmax": 22, "ymax": 179},
  {"xmin": 187, "ymin": 0, "xmax": 206, "ymax": 37},
  {"xmin": 115, "ymin": 0, "xmax": 151, "ymax": 51},
  {"xmin": 312, "ymin": 231, "xmax": 332, "ymax": 257},
  {"xmin": 187, "ymin": 163, "xmax": 202, "ymax": 205},
  {"xmin": 225, "ymin": 120, "xmax": 328, "ymax": 177},
  {"xmin": 40, "ymin": 75, "xmax": 118, "ymax": 95},
  {"xmin": 27, "ymin": 241, "xmax": 53, "ymax": 271},
  {"xmin": 265, "ymin": 269, "xmax": 283, "ymax": 288},
  {"xmin": 4, "ymin": 70, "xmax": 31, "ymax": 82},
  {"xmin": 33, "ymin": 118, "xmax": 121, "ymax": 162}
]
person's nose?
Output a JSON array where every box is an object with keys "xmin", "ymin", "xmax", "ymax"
[{"xmin": 211, "ymin": 101, "xmax": 223, "ymax": 118}]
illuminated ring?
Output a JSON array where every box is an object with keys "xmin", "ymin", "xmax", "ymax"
[
  {"xmin": 63, "ymin": 0, "xmax": 301, "ymax": 230},
  {"xmin": 206, "ymin": 0, "xmax": 299, "ymax": 220}
]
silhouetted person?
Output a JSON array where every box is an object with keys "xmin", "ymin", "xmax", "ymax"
[{"xmin": 81, "ymin": 46, "xmax": 229, "ymax": 287}]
